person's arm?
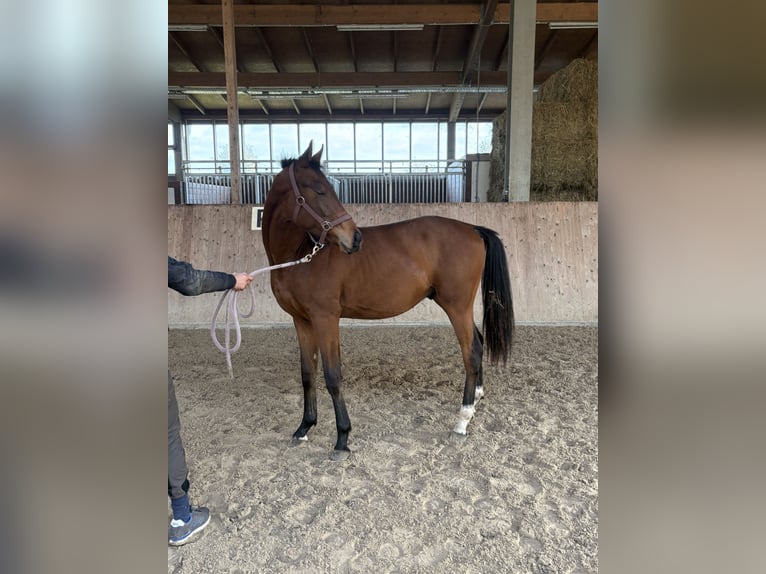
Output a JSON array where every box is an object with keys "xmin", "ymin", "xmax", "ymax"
[{"xmin": 168, "ymin": 256, "xmax": 238, "ymax": 296}]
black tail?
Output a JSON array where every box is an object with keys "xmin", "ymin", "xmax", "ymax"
[{"xmin": 475, "ymin": 226, "xmax": 514, "ymax": 365}]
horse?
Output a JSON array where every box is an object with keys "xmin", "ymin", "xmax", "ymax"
[{"xmin": 261, "ymin": 142, "xmax": 514, "ymax": 461}]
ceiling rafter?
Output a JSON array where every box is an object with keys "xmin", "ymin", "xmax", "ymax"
[
  {"xmin": 393, "ymin": 30, "xmax": 398, "ymax": 72},
  {"xmin": 208, "ymin": 27, "xmax": 244, "ymax": 73},
  {"xmin": 302, "ymin": 29, "xmax": 321, "ymax": 72},
  {"xmin": 169, "ymin": 32, "xmax": 212, "ymax": 113},
  {"xmin": 254, "ymin": 28, "xmax": 300, "ymax": 114},
  {"xmin": 449, "ymin": 0, "xmax": 498, "ymax": 122},
  {"xmin": 535, "ymin": 29, "xmax": 559, "ymax": 70},
  {"xmin": 579, "ymin": 31, "xmax": 598, "ymax": 58},
  {"xmin": 348, "ymin": 31, "xmax": 358, "ymax": 72},
  {"xmin": 186, "ymin": 94, "xmax": 207, "ymax": 115},
  {"xmin": 302, "ymin": 28, "xmax": 331, "ymax": 115},
  {"xmin": 169, "ymin": 3, "xmax": 598, "ymax": 27},
  {"xmin": 495, "ymin": 29, "xmax": 509, "ymax": 70},
  {"xmin": 169, "ymin": 71, "xmax": 508, "ymax": 88},
  {"xmin": 478, "ymin": 92, "xmax": 488, "ymax": 114}
]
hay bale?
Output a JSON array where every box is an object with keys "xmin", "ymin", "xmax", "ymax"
[
  {"xmin": 537, "ymin": 58, "xmax": 598, "ymax": 107},
  {"xmin": 487, "ymin": 58, "xmax": 598, "ymax": 201},
  {"xmin": 531, "ymin": 102, "xmax": 598, "ymax": 200}
]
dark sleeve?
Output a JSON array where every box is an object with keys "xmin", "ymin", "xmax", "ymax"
[{"xmin": 168, "ymin": 256, "xmax": 236, "ymax": 296}]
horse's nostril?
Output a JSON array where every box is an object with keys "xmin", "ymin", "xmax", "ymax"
[{"xmin": 353, "ymin": 229, "xmax": 363, "ymax": 247}]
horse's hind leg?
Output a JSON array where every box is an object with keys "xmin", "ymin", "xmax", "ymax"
[
  {"xmin": 441, "ymin": 307, "xmax": 484, "ymax": 436},
  {"xmin": 453, "ymin": 321, "xmax": 484, "ymax": 435},
  {"xmin": 292, "ymin": 318, "xmax": 319, "ymax": 445},
  {"xmin": 474, "ymin": 325, "xmax": 485, "ymax": 402}
]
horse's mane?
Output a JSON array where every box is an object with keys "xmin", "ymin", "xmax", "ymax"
[{"xmin": 281, "ymin": 157, "xmax": 323, "ymax": 172}]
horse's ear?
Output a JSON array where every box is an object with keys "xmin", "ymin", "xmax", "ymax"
[
  {"xmin": 311, "ymin": 145, "xmax": 324, "ymax": 165},
  {"xmin": 299, "ymin": 141, "xmax": 313, "ymax": 163}
]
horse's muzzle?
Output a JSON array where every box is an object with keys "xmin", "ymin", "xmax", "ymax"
[{"xmin": 340, "ymin": 228, "xmax": 363, "ymax": 254}]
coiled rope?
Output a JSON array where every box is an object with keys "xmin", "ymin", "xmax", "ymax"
[{"xmin": 210, "ymin": 242, "xmax": 324, "ymax": 379}]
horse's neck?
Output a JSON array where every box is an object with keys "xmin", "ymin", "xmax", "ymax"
[{"xmin": 263, "ymin": 208, "xmax": 309, "ymax": 264}]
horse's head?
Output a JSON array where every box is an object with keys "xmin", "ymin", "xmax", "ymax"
[{"xmin": 277, "ymin": 143, "xmax": 362, "ymax": 254}]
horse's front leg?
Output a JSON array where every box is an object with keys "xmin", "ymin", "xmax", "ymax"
[
  {"xmin": 315, "ymin": 318, "xmax": 352, "ymax": 461},
  {"xmin": 291, "ymin": 318, "xmax": 318, "ymax": 445}
]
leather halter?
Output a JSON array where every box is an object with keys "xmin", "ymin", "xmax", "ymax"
[{"xmin": 288, "ymin": 161, "xmax": 352, "ymax": 245}]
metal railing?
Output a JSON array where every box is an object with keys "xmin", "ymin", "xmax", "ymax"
[{"xmin": 180, "ymin": 159, "xmax": 465, "ymax": 204}]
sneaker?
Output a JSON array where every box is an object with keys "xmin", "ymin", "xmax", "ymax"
[{"xmin": 168, "ymin": 506, "xmax": 211, "ymax": 546}]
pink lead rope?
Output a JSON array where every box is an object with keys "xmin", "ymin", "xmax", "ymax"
[{"xmin": 210, "ymin": 242, "xmax": 324, "ymax": 379}]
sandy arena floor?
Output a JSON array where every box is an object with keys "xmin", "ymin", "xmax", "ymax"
[{"xmin": 168, "ymin": 325, "xmax": 597, "ymax": 573}]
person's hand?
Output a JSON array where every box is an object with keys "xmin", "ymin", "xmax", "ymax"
[{"xmin": 232, "ymin": 273, "xmax": 252, "ymax": 291}]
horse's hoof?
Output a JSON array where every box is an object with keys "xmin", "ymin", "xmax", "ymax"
[
  {"xmin": 450, "ymin": 430, "xmax": 468, "ymax": 444},
  {"xmin": 330, "ymin": 449, "xmax": 351, "ymax": 462},
  {"xmin": 290, "ymin": 436, "xmax": 309, "ymax": 447}
]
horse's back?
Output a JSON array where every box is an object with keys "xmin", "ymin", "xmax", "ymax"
[{"xmin": 330, "ymin": 215, "xmax": 486, "ymax": 319}]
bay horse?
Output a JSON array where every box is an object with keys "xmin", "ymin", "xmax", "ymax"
[{"xmin": 262, "ymin": 142, "xmax": 514, "ymax": 461}]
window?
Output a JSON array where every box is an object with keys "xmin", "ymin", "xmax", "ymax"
[
  {"xmin": 179, "ymin": 120, "xmax": 492, "ymax": 175},
  {"xmin": 299, "ymin": 124, "xmax": 327, "ymax": 159},
  {"xmin": 326, "ymin": 123, "xmax": 354, "ymax": 172},
  {"xmin": 214, "ymin": 124, "xmax": 230, "ymax": 170},
  {"xmin": 242, "ymin": 124, "xmax": 271, "ymax": 171},
  {"xmin": 168, "ymin": 123, "xmax": 176, "ymax": 175},
  {"xmin": 355, "ymin": 123, "xmax": 382, "ymax": 172},
  {"xmin": 411, "ymin": 122, "xmax": 439, "ymax": 170},
  {"xmin": 271, "ymin": 124, "xmax": 299, "ymax": 162}
]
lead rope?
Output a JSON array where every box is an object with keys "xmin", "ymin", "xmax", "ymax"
[{"xmin": 210, "ymin": 242, "xmax": 325, "ymax": 379}]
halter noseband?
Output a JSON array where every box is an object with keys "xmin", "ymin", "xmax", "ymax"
[{"xmin": 288, "ymin": 162, "xmax": 352, "ymax": 245}]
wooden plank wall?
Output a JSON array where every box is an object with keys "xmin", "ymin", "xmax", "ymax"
[{"xmin": 168, "ymin": 202, "xmax": 597, "ymax": 326}]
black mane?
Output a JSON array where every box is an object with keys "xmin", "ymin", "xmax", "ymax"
[{"xmin": 281, "ymin": 157, "xmax": 323, "ymax": 172}]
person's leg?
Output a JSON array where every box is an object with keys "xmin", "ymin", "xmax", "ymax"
[
  {"xmin": 168, "ymin": 370, "xmax": 190, "ymax": 516},
  {"xmin": 168, "ymin": 371, "xmax": 210, "ymax": 545}
]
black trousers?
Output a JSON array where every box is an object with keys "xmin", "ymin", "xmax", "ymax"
[{"xmin": 168, "ymin": 371, "xmax": 189, "ymax": 500}]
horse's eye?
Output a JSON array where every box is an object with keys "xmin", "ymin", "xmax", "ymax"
[{"xmin": 312, "ymin": 183, "xmax": 325, "ymax": 195}]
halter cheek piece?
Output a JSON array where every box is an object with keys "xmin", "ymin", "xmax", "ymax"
[{"xmin": 289, "ymin": 162, "xmax": 352, "ymax": 245}]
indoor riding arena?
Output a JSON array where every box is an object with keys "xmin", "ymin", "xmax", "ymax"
[{"xmin": 168, "ymin": 2, "xmax": 598, "ymax": 572}]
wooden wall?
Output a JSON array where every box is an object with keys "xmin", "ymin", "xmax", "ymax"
[{"xmin": 168, "ymin": 202, "xmax": 597, "ymax": 326}]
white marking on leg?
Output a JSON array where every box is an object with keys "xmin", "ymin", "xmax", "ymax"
[
  {"xmin": 453, "ymin": 404, "xmax": 475, "ymax": 435},
  {"xmin": 475, "ymin": 386, "xmax": 484, "ymax": 402},
  {"xmin": 297, "ymin": 435, "xmax": 308, "ymax": 442}
]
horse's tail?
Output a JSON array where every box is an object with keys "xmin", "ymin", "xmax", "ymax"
[{"xmin": 475, "ymin": 226, "xmax": 514, "ymax": 365}]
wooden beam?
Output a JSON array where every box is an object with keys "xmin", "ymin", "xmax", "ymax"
[
  {"xmin": 302, "ymin": 29, "xmax": 320, "ymax": 72},
  {"xmin": 478, "ymin": 93, "xmax": 488, "ymax": 113},
  {"xmin": 254, "ymin": 98, "xmax": 270, "ymax": 115},
  {"xmin": 168, "ymin": 101, "xmax": 182, "ymax": 122},
  {"xmin": 431, "ymin": 26, "xmax": 443, "ymax": 72},
  {"xmin": 461, "ymin": 0, "xmax": 498, "ymax": 83},
  {"xmin": 209, "ymin": 26, "xmax": 245, "ymax": 73},
  {"xmin": 186, "ymin": 94, "xmax": 206, "ymax": 115},
  {"xmin": 322, "ymin": 93, "xmax": 333, "ymax": 115},
  {"xmin": 535, "ymin": 29, "xmax": 558, "ymax": 70},
  {"xmin": 451, "ymin": 0, "xmax": 498, "ymax": 123},
  {"xmin": 222, "ymin": 0, "xmax": 241, "ymax": 204},
  {"xmin": 169, "ymin": 3, "xmax": 598, "ymax": 26},
  {"xmin": 169, "ymin": 71, "xmax": 508, "ymax": 88},
  {"xmin": 348, "ymin": 32, "xmax": 358, "ymax": 72},
  {"xmin": 169, "ymin": 32, "xmax": 206, "ymax": 72},
  {"xmin": 449, "ymin": 92, "xmax": 466, "ymax": 122},
  {"xmin": 579, "ymin": 31, "xmax": 598, "ymax": 58},
  {"xmin": 255, "ymin": 28, "xmax": 301, "ymax": 111},
  {"xmin": 495, "ymin": 29, "xmax": 509, "ymax": 70}
]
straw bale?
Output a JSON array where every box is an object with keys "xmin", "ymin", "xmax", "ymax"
[
  {"xmin": 537, "ymin": 58, "xmax": 598, "ymax": 107},
  {"xmin": 488, "ymin": 58, "xmax": 598, "ymax": 201}
]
